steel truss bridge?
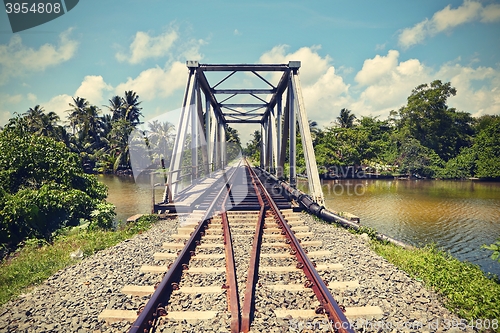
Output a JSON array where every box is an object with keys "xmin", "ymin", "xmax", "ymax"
[{"xmin": 164, "ymin": 61, "xmax": 324, "ymax": 207}]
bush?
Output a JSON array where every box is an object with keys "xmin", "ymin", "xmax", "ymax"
[
  {"xmin": 0, "ymin": 131, "xmax": 114, "ymax": 250},
  {"xmin": 437, "ymin": 146, "xmax": 477, "ymax": 179}
]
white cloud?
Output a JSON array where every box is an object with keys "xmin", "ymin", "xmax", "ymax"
[
  {"xmin": 436, "ymin": 63, "xmax": 500, "ymax": 116},
  {"xmin": 398, "ymin": 1, "xmax": 500, "ymax": 49},
  {"xmin": 115, "ymin": 61, "xmax": 187, "ymax": 101},
  {"xmin": 355, "ymin": 50, "xmax": 400, "ymax": 86},
  {"xmin": 259, "ymin": 45, "xmax": 332, "ymax": 86},
  {"xmin": 481, "ymin": 3, "xmax": 500, "ymax": 22},
  {"xmin": 0, "ymin": 28, "xmax": 78, "ymax": 84},
  {"xmin": 116, "ymin": 29, "xmax": 178, "ymax": 64},
  {"xmin": 351, "ymin": 50, "xmax": 500, "ymax": 118},
  {"xmin": 43, "ymin": 94, "xmax": 73, "ymax": 121},
  {"xmin": 0, "ymin": 110, "xmax": 11, "ymax": 126},
  {"xmin": 43, "ymin": 75, "xmax": 113, "ymax": 121},
  {"xmin": 74, "ymin": 75, "xmax": 113, "ymax": 105},
  {"xmin": 6, "ymin": 94, "xmax": 22, "ymax": 104},
  {"xmin": 259, "ymin": 45, "xmax": 349, "ymax": 127},
  {"xmin": 257, "ymin": 46, "xmax": 500, "ymax": 127},
  {"xmin": 432, "ymin": 1, "xmax": 482, "ymax": 32},
  {"xmin": 398, "ymin": 20, "xmax": 428, "ymax": 49},
  {"xmin": 27, "ymin": 93, "xmax": 37, "ymax": 102}
]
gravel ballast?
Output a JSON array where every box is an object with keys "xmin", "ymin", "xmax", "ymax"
[{"xmin": 0, "ymin": 212, "xmax": 475, "ymax": 332}]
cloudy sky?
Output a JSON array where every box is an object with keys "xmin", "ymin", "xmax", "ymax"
[{"xmin": 1, "ymin": 0, "xmax": 499, "ymax": 143}]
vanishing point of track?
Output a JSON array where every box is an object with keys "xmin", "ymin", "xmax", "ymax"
[{"xmin": 126, "ymin": 159, "xmax": 353, "ymax": 333}]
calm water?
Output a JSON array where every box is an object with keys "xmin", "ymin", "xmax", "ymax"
[
  {"xmin": 298, "ymin": 179, "xmax": 500, "ymax": 277},
  {"xmin": 98, "ymin": 175, "xmax": 500, "ymax": 277}
]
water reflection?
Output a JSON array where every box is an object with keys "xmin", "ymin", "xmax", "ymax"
[
  {"xmin": 97, "ymin": 174, "xmax": 164, "ymax": 223},
  {"xmin": 299, "ymin": 179, "xmax": 500, "ymax": 277}
]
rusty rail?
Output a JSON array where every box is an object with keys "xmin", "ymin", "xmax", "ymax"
[
  {"xmin": 220, "ymin": 189, "xmax": 241, "ymax": 332},
  {"xmin": 129, "ymin": 163, "xmax": 240, "ymax": 333},
  {"xmin": 252, "ymin": 164, "xmax": 355, "ymax": 333},
  {"xmin": 240, "ymin": 163, "xmax": 266, "ymax": 332}
]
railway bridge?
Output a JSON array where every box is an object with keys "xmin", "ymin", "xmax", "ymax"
[
  {"xmin": 99, "ymin": 62, "xmax": 387, "ymax": 332},
  {"xmin": 156, "ymin": 61, "xmax": 324, "ymax": 211}
]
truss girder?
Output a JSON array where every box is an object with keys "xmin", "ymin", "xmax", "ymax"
[{"xmin": 165, "ymin": 61, "xmax": 325, "ymax": 207}]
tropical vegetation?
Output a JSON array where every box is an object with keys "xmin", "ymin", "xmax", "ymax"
[{"xmin": 245, "ymin": 80, "xmax": 500, "ymax": 181}]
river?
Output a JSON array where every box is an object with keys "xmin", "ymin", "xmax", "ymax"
[{"xmin": 98, "ymin": 174, "xmax": 500, "ymax": 277}]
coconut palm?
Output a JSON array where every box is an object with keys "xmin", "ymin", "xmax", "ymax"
[
  {"xmin": 336, "ymin": 108, "xmax": 356, "ymax": 128},
  {"xmin": 107, "ymin": 95, "xmax": 125, "ymax": 121},
  {"xmin": 122, "ymin": 90, "xmax": 143, "ymax": 125},
  {"xmin": 147, "ymin": 120, "xmax": 176, "ymax": 162},
  {"xmin": 66, "ymin": 97, "xmax": 89, "ymax": 134}
]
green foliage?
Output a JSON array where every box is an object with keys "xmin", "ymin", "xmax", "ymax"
[
  {"xmin": 0, "ymin": 131, "xmax": 112, "ymax": 249},
  {"xmin": 89, "ymin": 202, "xmax": 116, "ymax": 230},
  {"xmin": 243, "ymin": 130, "xmax": 261, "ymax": 161},
  {"xmin": 437, "ymin": 147, "xmax": 477, "ymax": 179},
  {"xmin": 398, "ymin": 138, "xmax": 444, "ymax": 178},
  {"xmin": 474, "ymin": 118, "xmax": 500, "ymax": 179},
  {"xmin": 398, "ymin": 80, "xmax": 474, "ymax": 161},
  {"xmin": 372, "ymin": 242, "xmax": 500, "ymax": 320},
  {"xmin": 482, "ymin": 239, "xmax": 500, "ymax": 263}
]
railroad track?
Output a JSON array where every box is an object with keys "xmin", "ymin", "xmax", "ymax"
[{"xmin": 99, "ymin": 159, "xmax": 369, "ymax": 332}]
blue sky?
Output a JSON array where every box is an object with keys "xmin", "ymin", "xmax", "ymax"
[{"xmin": 1, "ymin": 0, "xmax": 499, "ymax": 143}]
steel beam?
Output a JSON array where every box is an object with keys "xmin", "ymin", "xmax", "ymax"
[
  {"xmin": 206, "ymin": 95, "xmax": 213, "ymax": 172},
  {"xmin": 278, "ymin": 90, "xmax": 289, "ymax": 179},
  {"xmin": 226, "ymin": 120, "xmax": 262, "ymax": 124},
  {"xmin": 220, "ymin": 103, "xmax": 267, "ymax": 108},
  {"xmin": 292, "ymin": 72, "xmax": 324, "ymax": 205},
  {"xmin": 199, "ymin": 64, "xmax": 289, "ymax": 71},
  {"xmin": 276, "ymin": 96, "xmax": 282, "ymax": 177},
  {"xmin": 219, "ymin": 121, "xmax": 226, "ymax": 167},
  {"xmin": 213, "ymin": 89, "xmax": 275, "ymax": 94},
  {"xmin": 191, "ymin": 83, "xmax": 198, "ymax": 181},
  {"xmin": 224, "ymin": 113, "xmax": 265, "ymax": 118},
  {"xmin": 271, "ymin": 107, "xmax": 278, "ymax": 174},
  {"xmin": 168, "ymin": 69, "xmax": 197, "ymax": 201},
  {"xmin": 288, "ymin": 77, "xmax": 296, "ymax": 188}
]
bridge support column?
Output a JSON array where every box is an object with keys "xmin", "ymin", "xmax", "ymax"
[
  {"xmin": 288, "ymin": 75, "xmax": 297, "ymax": 188},
  {"xmin": 260, "ymin": 122, "xmax": 265, "ymax": 169},
  {"xmin": 276, "ymin": 98, "xmax": 282, "ymax": 177},
  {"xmin": 205, "ymin": 96, "xmax": 213, "ymax": 173},
  {"xmin": 269, "ymin": 108, "xmax": 277, "ymax": 175},
  {"xmin": 290, "ymin": 66, "xmax": 325, "ymax": 206},
  {"xmin": 168, "ymin": 64, "xmax": 198, "ymax": 201},
  {"xmin": 219, "ymin": 121, "xmax": 226, "ymax": 167}
]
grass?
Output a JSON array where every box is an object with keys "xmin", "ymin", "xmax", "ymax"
[
  {"xmin": 0, "ymin": 215, "xmax": 158, "ymax": 306},
  {"xmin": 371, "ymin": 241, "xmax": 500, "ymax": 322}
]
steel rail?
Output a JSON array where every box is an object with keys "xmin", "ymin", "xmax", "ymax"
[
  {"xmin": 219, "ymin": 180, "xmax": 241, "ymax": 333},
  {"xmin": 129, "ymin": 163, "xmax": 241, "ymax": 333},
  {"xmin": 240, "ymin": 161, "xmax": 266, "ymax": 332},
  {"xmin": 253, "ymin": 169, "xmax": 355, "ymax": 333}
]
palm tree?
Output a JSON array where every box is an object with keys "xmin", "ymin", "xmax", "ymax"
[
  {"xmin": 308, "ymin": 119, "xmax": 321, "ymax": 142},
  {"xmin": 122, "ymin": 90, "xmax": 143, "ymax": 125},
  {"xmin": 147, "ymin": 120, "xmax": 175, "ymax": 162},
  {"xmin": 107, "ymin": 95, "xmax": 125, "ymax": 121},
  {"xmin": 336, "ymin": 108, "xmax": 356, "ymax": 128},
  {"xmin": 109, "ymin": 118, "xmax": 134, "ymax": 172},
  {"xmin": 66, "ymin": 97, "xmax": 89, "ymax": 134}
]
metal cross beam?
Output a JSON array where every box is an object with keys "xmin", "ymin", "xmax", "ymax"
[{"xmin": 165, "ymin": 61, "xmax": 325, "ymax": 206}]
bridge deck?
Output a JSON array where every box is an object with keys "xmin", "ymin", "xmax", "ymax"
[{"xmin": 155, "ymin": 167, "xmax": 233, "ymax": 213}]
